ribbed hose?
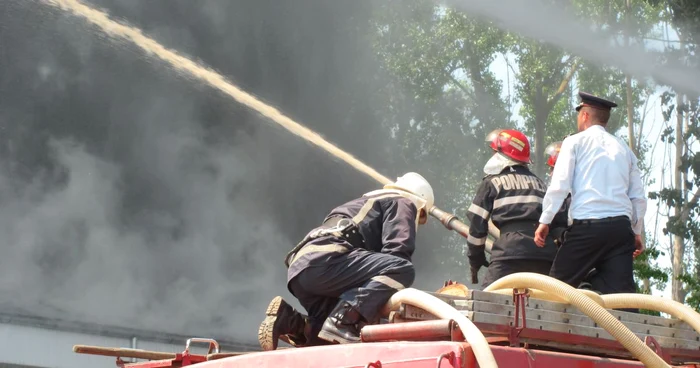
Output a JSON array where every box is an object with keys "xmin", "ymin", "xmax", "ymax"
[
  {"xmin": 483, "ymin": 273, "xmax": 670, "ymax": 368},
  {"xmin": 600, "ymin": 294, "xmax": 700, "ymax": 335},
  {"xmin": 380, "ymin": 288, "xmax": 498, "ymax": 368},
  {"xmin": 488, "ymin": 287, "xmax": 606, "ymax": 307}
]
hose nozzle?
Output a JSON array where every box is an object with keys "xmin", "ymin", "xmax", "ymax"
[{"xmin": 428, "ymin": 205, "xmax": 494, "ymax": 254}]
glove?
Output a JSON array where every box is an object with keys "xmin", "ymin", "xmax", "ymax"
[
  {"xmin": 468, "ymin": 253, "xmax": 490, "ymax": 284},
  {"xmin": 470, "ymin": 267, "xmax": 479, "ymax": 284}
]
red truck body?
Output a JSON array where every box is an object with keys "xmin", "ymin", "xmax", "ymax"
[{"xmin": 74, "ymin": 288, "xmax": 700, "ymax": 368}]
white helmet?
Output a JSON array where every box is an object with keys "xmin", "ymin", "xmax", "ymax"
[{"xmin": 383, "ymin": 172, "xmax": 435, "ymax": 211}]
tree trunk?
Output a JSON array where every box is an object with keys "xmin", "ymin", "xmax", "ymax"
[
  {"xmin": 534, "ymin": 84, "xmax": 546, "ymax": 177},
  {"xmin": 534, "ymin": 107, "xmax": 546, "ymax": 177},
  {"xmin": 624, "ymin": 0, "xmax": 648, "ymax": 293},
  {"xmin": 671, "ymin": 91, "xmax": 686, "ymax": 303},
  {"xmin": 464, "ymin": 46, "xmax": 492, "ymax": 134}
]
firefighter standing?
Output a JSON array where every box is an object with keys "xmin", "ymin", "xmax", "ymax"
[
  {"xmin": 535, "ymin": 91, "xmax": 647, "ymax": 296},
  {"xmin": 467, "ymin": 129, "xmax": 568, "ymax": 287},
  {"xmin": 258, "ymin": 173, "xmax": 435, "ymax": 350},
  {"xmin": 543, "ymin": 141, "xmax": 571, "ymax": 245}
]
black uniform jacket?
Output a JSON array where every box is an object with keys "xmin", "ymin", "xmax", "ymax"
[
  {"xmin": 287, "ymin": 190, "xmax": 418, "ymax": 283},
  {"xmin": 466, "ymin": 165, "xmax": 569, "ymax": 263}
]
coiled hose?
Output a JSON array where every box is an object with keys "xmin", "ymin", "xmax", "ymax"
[
  {"xmin": 380, "ymin": 288, "xmax": 498, "ymax": 368},
  {"xmin": 483, "ymin": 272, "xmax": 670, "ymax": 368}
]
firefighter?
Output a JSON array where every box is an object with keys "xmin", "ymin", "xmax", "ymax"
[
  {"xmin": 467, "ymin": 129, "xmax": 568, "ymax": 287},
  {"xmin": 258, "ymin": 172, "xmax": 434, "ymax": 350},
  {"xmin": 535, "ymin": 91, "xmax": 647, "ymax": 298},
  {"xmin": 544, "ymin": 140, "xmax": 571, "ymax": 244}
]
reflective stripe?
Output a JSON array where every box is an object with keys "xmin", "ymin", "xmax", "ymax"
[
  {"xmin": 468, "ymin": 234, "xmax": 487, "ymax": 246},
  {"xmin": 493, "ymin": 195, "xmax": 542, "ymax": 209},
  {"xmin": 468, "ymin": 203, "xmax": 490, "ymax": 219},
  {"xmin": 289, "ymin": 243, "xmax": 350, "ymax": 266},
  {"xmin": 369, "ymin": 275, "xmax": 406, "ymax": 290},
  {"xmin": 352, "ymin": 193, "xmax": 403, "ymax": 224},
  {"xmin": 290, "ymin": 194, "xmax": 404, "ymax": 267}
]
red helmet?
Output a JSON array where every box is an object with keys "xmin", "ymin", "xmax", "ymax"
[
  {"xmin": 544, "ymin": 141, "xmax": 563, "ymax": 168},
  {"xmin": 485, "ymin": 129, "xmax": 531, "ymax": 164}
]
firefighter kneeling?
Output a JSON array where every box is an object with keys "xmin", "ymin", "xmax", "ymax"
[
  {"xmin": 258, "ymin": 173, "xmax": 434, "ymax": 350},
  {"xmin": 466, "ymin": 129, "xmax": 569, "ymax": 287}
]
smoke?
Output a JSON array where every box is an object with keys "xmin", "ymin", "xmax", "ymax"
[
  {"xmin": 0, "ymin": 0, "xmax": 416, "ymax": 345},
  {"xmin": 0, "ymin": 0, "xmax": 551, "ymax": 348},
  {"xmin": 440, "ymin": 0, "xmax": 700, "ymax": 95}
]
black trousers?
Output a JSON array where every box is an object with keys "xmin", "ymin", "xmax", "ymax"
[
  {"xmin": 482, "ymin": 259, "xmax": 553, "ymax": 288},
  {"xmin": 288, "ymin": 249, "xmax": 415, "ymax": 340},
  {"xmin": 550, "ymin": 216, "xmax": 637, "ymax": 311}
]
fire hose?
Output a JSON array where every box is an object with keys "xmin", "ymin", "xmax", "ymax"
[
  {"xmin": 426, "ymin": 206, "xmax": 700, "ymax": 367},
  {"xmin": 483, "ymin": 273, "xmax": 674, "ymax": 368},
  {"xmin": 428, "ymin": 206, "xmax": 497, "ymax": 284},
  {"xmin": 380, "ymin": 288, "xmax": 499, "ymax": 368},
  {"xmin": 486, "ymin": 282, "xmax": 700, "ymax": 350},
  {"xmin": 429, "ymin": 206, "xmax": 496, "ymax": 254},
  {"xmin": 414, "ymin": 208, "xmax": 700, "ymax": 367},
  {"xmin": 380, "ymin": 273, "xmax": 700, "ymax": 368}
]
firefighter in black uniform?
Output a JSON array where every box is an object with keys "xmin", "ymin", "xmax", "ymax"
[
  {"xmin": 467, "ymin": 129, "xmax": 568, "ymax": 287},
  {"xmin": 544, "ymin": 141, "xmax": 571, "ymax": 247},
  {"xmin": 258, "ymin": 172, "xmax": 435, "ymax": 350}
]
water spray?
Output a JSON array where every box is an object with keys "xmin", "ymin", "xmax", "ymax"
[
  {"xmin": 41, "ymin": 0, "xmax": 481, "ymax": 246},
  {"xmin": 42, "ymin": 0, "xmax": 391, "ymax": 185}
]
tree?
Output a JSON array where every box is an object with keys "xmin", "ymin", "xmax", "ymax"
[
  {"xmin": 371, "ymin": 0, "xmax": 513, "ymax": 278},
  {"xmin": 510, "ymin": 42, "xmax": 579, "ymax": 176},
  {"xmin": 642, "ymin": 0, "xmax": 700, "ymax": 305}
]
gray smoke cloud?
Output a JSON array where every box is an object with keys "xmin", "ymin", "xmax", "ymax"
[
  {"xmin": 1, "ymin": 0, "xmax": 472, "ymax": 348},
  {"xmin": 0, "ymin": 0, "xmax": 409, "ymax": 345}
]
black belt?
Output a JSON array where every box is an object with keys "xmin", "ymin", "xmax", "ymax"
[
  {"xmin": 499, "ymin": 221, "xmax": 536, "ymax": 234},
  {"xmin": 320, "ymin": 216, "xmax": 366, "ymax": 248},
  {"xmin": 572, "ymin": 215, "xmax": 629, "ymax": 225}
]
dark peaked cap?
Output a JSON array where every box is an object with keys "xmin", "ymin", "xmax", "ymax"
[{"xmin": 575, "ymin": 91, "xmax": 618, "ymax": 112}]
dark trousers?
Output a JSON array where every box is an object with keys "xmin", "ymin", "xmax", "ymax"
[
  {"xmin": 550, "ymin": 216, "xmax": 637, "ymax": 311},
  {"xmin": 288, "ymin": 249, "xmax": 415, "ymax": 340},
  {"xmin": 482, "ymin": 259, "xmax": 553, "ymax": 288}
]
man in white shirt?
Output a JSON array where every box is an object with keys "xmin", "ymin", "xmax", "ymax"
[{"xmin": 534, "ymin": 92, "xmax": 646, "ymax": 298}]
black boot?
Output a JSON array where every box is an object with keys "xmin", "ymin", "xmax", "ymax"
[
  {"xmin": 258, "ymin": 296, "xmax": 307, "ymax": 351},
  {"xmin": 317, "ymin": 301, "xmax": 364, "ymax": 344}
]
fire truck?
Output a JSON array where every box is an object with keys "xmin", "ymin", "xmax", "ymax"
[
  {"xmin": 73, "ymin": 209, "xmax": 700, "ymax": 368},
  {"xmin": 73, "ymin": 277, "xmax": 700, "ymax": 368}
]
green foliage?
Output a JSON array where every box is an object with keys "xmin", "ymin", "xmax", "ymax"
[
  {"xmin": 371, "ymin": 0, "xmax": 514, "ymax": 276},
  {"xmin": 510, "ymin": 41, "xmax": 577, "ymax": 175},
  {"xmin": 648, "ymin": 91, "xmax": 700, "ymax": 304},
  {"xmin": 633, "ymin": 235, "xmax": 670, "ymax": 292},
  {"xmin": 645, "ymin": 0, "xmax": 700, "ymax": 45}
]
